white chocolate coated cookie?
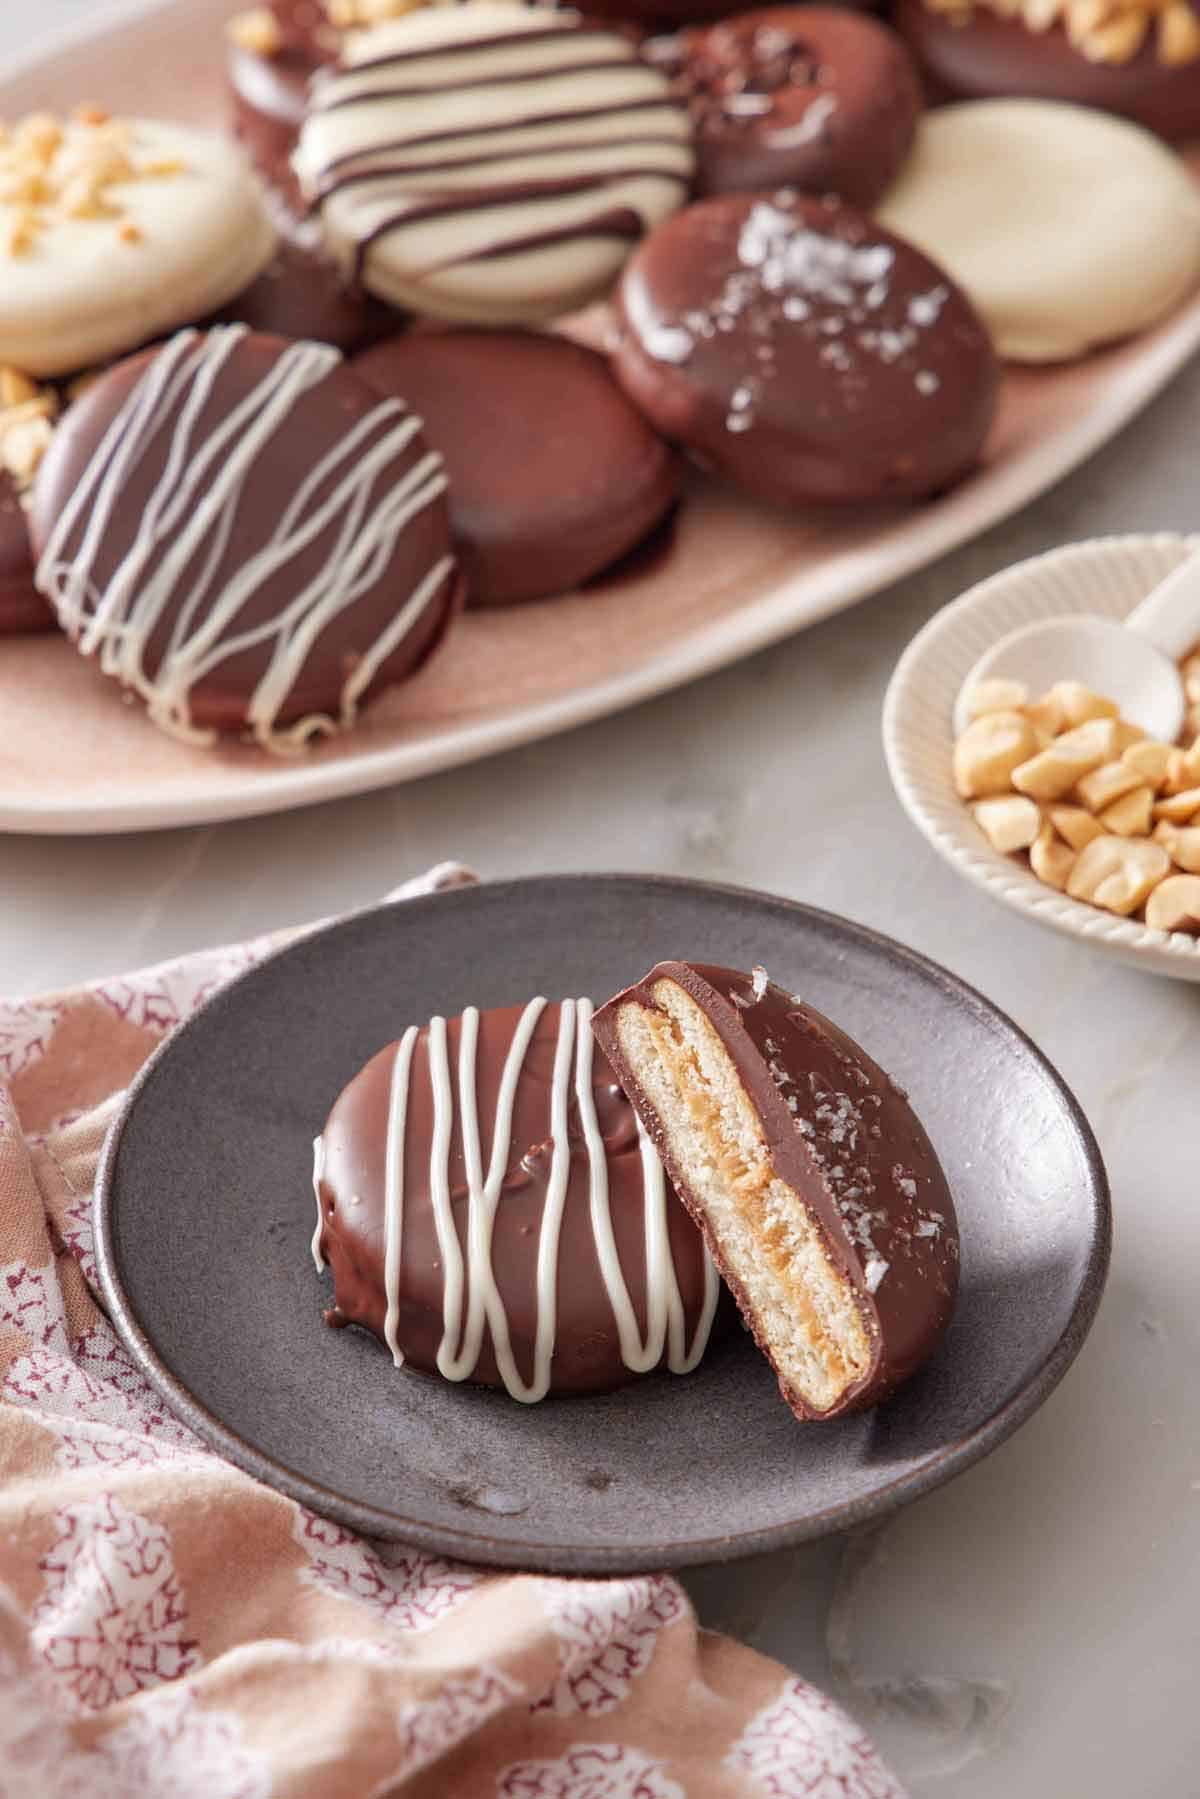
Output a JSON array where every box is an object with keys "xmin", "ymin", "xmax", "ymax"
[
  {"xmin": 294, "ymin": 3, "xmax": 693, "ymax": 324},
  {"xmin": 0, "ymin": 116, "xmax": 276, "ymax": 377},
  {"xmin": 876, "ymin": 100, "xmax": 1200, "ymax": 363}
]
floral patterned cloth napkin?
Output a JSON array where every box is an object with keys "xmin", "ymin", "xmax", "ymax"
[{"xmin": 0, "ymin": 864, "xmax": 905, "ymax": 1799}]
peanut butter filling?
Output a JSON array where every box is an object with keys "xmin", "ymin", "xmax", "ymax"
[{"xmin": 635, "ymin": 995, "xmax": 872, "ymax": 1405}]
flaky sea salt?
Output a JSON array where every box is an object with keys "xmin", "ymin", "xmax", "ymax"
[
  {"xmin": 908, "ymin": 285, "xmax": 949, "ymax": 328},
  {"xmin": 864, "ymin": 1254, "xmax": 889, "ymax": 1293},
  {"xmin": 644, "ymin": 322, "xmax": 694, "ymax": 365}
]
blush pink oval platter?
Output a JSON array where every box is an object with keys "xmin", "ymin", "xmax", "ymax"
[{"xmin": 4, "ymin": 0, "xmax": 1200, "ymax": 834}]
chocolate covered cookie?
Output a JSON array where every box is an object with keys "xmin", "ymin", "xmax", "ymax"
[
  {"xmin": 313, "ymin": 995, "xmax": 721, "ymax": 1400},
  {"xmin": 593, "ymin": 963, "xmax": 959, "ymax": 1419},
  {"xmin": 894, "ymin": 0, "xmax": 1200, "ymax": 142},
  {"xmin": 0, "ymin": 373, "xmax": 59, "ymax": 635},
  {"xmin": 353, "ymin": 331, "xmax": 679, "ymax": 605},
  {"xmin": 227, "ymin": 1, "xmax": 340, "ymax": 215},
  {"xmin": 0, "ymin": 112, "xmax": 276, "ymax": 379},
  {"xmin": 30, "ymin": 326, "xmax": 461, "ymax": 749},
  {"xmin": 877, "ymin": 101, "xmax": 1200, "ymax": 362},
  {"xmin": 0, "ymin": 475, "xmax": 52, "ymax": 635},
  {"xmin": 211, "ymin": 237, "xmax": 402, "ymax": 356},
  {"xmin": 612, "ymin": 191, "xmax": 997, "ymax": 506},
  {"xmin": 294, "ymin": 3, "xmax": 694, "ymax": 324},
  {"xmin": 651, "ymin": 7, "xmax": 922, "ymax": 205}
]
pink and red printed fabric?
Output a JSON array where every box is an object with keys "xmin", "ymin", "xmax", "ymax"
[{"xmin": 0, "ymin": 867, "xmax": 906, "ymax": 1799}]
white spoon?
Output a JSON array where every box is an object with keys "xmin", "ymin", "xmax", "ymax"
[{"xmin": 953, "ymin": 546, "xmax": 1200, "ymax": 740}]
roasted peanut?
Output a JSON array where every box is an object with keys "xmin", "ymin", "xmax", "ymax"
[
  {"xmin": 1029, "ymin": 821, "xmax": 1076, "ymax": 891},
  {"xmin": 226, "ymin": 6, "xmax": 284, "ymax": 52},
  {"xmin": 1077, "ymin": 759, "xmax": 1143, "ymax": 813},
  {"xmin": 0, "ymin": 413, "xmax": 54, "ymax": 487},
  {"xmin": 1011, "ymin": 718, "xmax": 1118, "ymax": 802},
  {"xmin": 954, "ymin": 710, "xmax": 1039, "ymax": 800},
  {"xmin": 1098, "ymin": 786, "xmax": 1153, "ymax": 838},
  {"xmin": 973, "ymin": 795, "xmax": 1041, "ymax": 854},
  {"xmin": 1024, "ymin": 691, "xmax": 1068, "ymax": 739},
  {"xmin": 1047, "ymin": 681, "xmax": 1120, "ymax": 729},
  {"xmin": 1121, "ymin": 739, "xmax": 1175, "ymax": 790},
  {"xmin": 0, "ymin": 367, "xmax": 39, "ymax": 408},
  {"xmin": 1048, "ymin": 805, "xmax": 1104, "ymax": 852},
  {"xmin": 1145, "ymin": 874, "xmax": 1200, "ymax": 934},
  {"xmin": 1153, "ymin": 821, "xmax": 1200, "ymax": 873},
  {"xmin": 1066, "ymin": 836, "xmax": 1170, "ymax": 916},
  {"xmin": 1153, "ymin": 786, "xmax": 1200, "ymax": 825},
  {"xmin": 1160, "ymin": 0, "xmax": 1200, "ymax": 64},
  {"xmin": 965, "ymin": 678, "xmax": 1030, "ymax": 720}
]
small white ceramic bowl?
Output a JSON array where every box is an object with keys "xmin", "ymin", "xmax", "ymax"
[{"xmin": 883, "ymin": 533, "xmax": 1200, "ymax": 980}]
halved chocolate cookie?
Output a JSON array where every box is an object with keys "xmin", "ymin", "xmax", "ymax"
[
  {"xmin": 314, "ymin": 995, "xmax": 721, "ymax": 1400},
  {"xmin": 593, "ymin": 962, "xmax": 959, "ymax": 1418}
]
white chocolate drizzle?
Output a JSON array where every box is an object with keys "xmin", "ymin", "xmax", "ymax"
[
  {"xmin": 382, "ymin": 1022, "xmax": 420, "ymax": 1366},
  {"xmin": 295, "ymin": 5, "xmax": 693, "ymax": 315},
  {"xmin": 327, "ymin": 996, "xmax": 720, "ymax": 1404},
  {"xmin": 35, "ymin": 324, "xmax": 453, "ymax": 754},
  {"xmin": 310, "ymin": 1134, "xmax": 327, "ymax": 1271}
]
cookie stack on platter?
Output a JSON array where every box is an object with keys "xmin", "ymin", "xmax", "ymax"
[{"xmin": 0, "ymin": 0, "xmax": 1197, "ymax": 759}]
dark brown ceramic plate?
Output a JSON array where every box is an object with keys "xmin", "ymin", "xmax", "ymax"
[{"xmin": 95, "ymin": 875, "xmax": 1110, "ymax": 1573}]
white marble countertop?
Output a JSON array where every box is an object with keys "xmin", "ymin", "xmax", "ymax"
[{"xmin": 4, "ymin": 4, "xmax": 1200, "ymax": 1792}]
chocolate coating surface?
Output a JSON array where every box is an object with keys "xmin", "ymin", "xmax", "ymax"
[
  {"xmin": 652, "ymin": 7, "xmax": 922, "ymax": 205},
  {"xmin": 593, "ymin": 962, "xmax": 960, "ymax": 1417},
  {"xmin": 353, "ymin": 331, "xmax": 680, "ymax": 606},
  {"xmin": 228, "ymin": 0, "xmax": 339, "ymax": 211},
  {"xmin": 316, "ymin": 998, "xmax": 719, "ymax": 1396},
  {"xmin": 29, "ymin": 328, "xmax": 459, "ymax": 743},
  {"xmin": 612, "ymin": 190, "xmax": 998, "ymax": 506},
  {"xmin": 0, "ymin": 474, "xmax": 54, "ymax": 635},
  {"xmin": 895, "ymin": 0, "xmax": 1200, "ymax": 141},
  {"xmin": 210, "ymin": 238, "xmax": 403, "ymax": 356}
]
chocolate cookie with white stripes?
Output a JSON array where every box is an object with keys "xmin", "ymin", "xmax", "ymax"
[
  {"xmin": 313, "ymin": 993, "xmax": 724, "ymax": 1399},
  {"xmin": 28, "ymin": 325, "xmax": 462, "ymax": 751},
  {"xmin": 293, "ymin": 2, "xmax": 695, "ymax": 324}
]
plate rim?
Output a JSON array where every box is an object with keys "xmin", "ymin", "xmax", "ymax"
[
  {"xmin": 93, "ymin": 873, "xmax": 1113, "ymax": 1572},
  {"xmin": 882, "ymin": 530, "xmax": 1200, "ymax": 980}
]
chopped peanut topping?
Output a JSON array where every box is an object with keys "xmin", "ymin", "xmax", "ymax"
[
  {"xmin": 965, "ymin": 677, "xmax": 1030, "ymax": 720},
  {"xmin": 1154, "ymin": 786, "xmax": 1200, "ymax": 824},
  {"xmin": 0, "ymin": 111, "xmax": 187, "ymax": 256},
  {"xmin": 954, "ymin": 711, "xmax": 1039, "ymax": 799},
  {"xmin": 0, "ymin": 368, "xmax": 58, "ymax": 491},
  {"xmin": 326, "ymin": 0, "xmax": 440, "ymax": 23},
  {"xmin": 1030, "ymin": 821, "xmax": 1077, "ymax": 892},
  {"xmin": 1048, "ymin": 805, "xmax": 1104, "ymax": 852},
  {"xmin": 973, "ymin": 794, "xmax": 1041, "ymax": 853},
  {"xmin": 1067, "ymin": 835, "xmax": 1170, "ymax": 915},
  {"xmin": 1146, "ymin": 874, "xmax": 1200, "ymax": 932},
  {"xmin": 226, "ymin": 7, "xmax": 285, "ymax": 54},
  {"xmin": 923, "ymin": 0, "xmax": 1200, "ymax": 67},
  {"xmin": 4, "ymin": 209, "xmax": 37, "ymax": 256},
  {"xmin": 955, "ymin": 659, "xmax": 1200, "ymax": 936},
  {"xmin": 0, "ymin": 367, "xmax": 38, "ymax": 408}
]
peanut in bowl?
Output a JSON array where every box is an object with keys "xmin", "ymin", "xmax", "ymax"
[{"xmin": 883, "ymin": 533, "xmax": 1200, "ymax": 979}]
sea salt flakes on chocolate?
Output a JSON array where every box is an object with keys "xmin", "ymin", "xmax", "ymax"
[
  {"xmin": 613, "ymin": 189, "xmax": 998, "ymax": 505},
  {"xmin": 593, "ymin": 961, "xmax": 961, "ymax": 1420}
]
